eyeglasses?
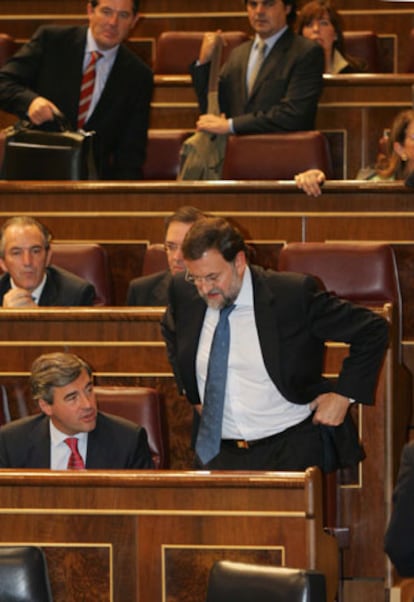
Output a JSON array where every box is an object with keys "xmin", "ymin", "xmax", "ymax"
[
  {"xmin": 185, "ymin": 270, "xmax": 222, "ymax": 285},
  {"xmin": 96, "ymin": 6, "xmax": 133, "ymax": 20}
]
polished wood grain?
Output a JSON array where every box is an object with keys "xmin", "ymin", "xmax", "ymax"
[{"xmin": 0, "ymin": 467, "xmax": 338, "ymax": 602}]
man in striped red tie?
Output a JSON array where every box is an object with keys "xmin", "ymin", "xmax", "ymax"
[
  {"xmin": 0, "ymin": 352, "xmax": 154, "ymax": 469},
  {"xmin": 0, "ymin": 0, "xmax": 153, "ymax": 179}
]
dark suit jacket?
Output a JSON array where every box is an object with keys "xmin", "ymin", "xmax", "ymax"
[
  {"xmin": 385, "ymin": 442, "xmax": 414, "ymax": 576},
  {"xmin": 161, "ymin": 265, "xmax": 389, "ymax": 469},
  {"xmin": 191, "ymin": 28, "xmax": 324, "ymax": 133},
  {"xmin": 0, "ymin": 411, "xmax": 154, "ymax": 469},
  {"xmin": 0, "ymin": 264, "xmax": 95, "ymax": 306},
  {"xmin": 126, "ymin": 270, "xmax": 171, "ymax": 306},
  {"xmin": 0, "ymin": 25, "xmax": 153, "ymax": 179}
]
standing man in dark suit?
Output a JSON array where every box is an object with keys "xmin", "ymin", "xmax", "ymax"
[
  {"xmin": 385, "ymin": 442, "xmax": 414, "ymax": 576},
  {"xmin": 0, "ymin": 0, "xmax": 153, "ymax": 180},
  {"xmin": 0, "ymin": 352, "xmax": 153, "ymax": 469},
  {"xmin": 126, "ymin": 206, "xmax": 205, "ymax": 306},
  {"xmin": 0, "ymin": 216, "xmax": 96, "ymax": 307},
  {"xmin": 161, "ymin": 217, "xmax": 389, "ymax": 471},
  {"xmin": 191, "ymin": 0, "xmax": 324, "ymax": 136}
]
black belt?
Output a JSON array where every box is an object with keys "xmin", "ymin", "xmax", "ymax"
[{"xmin": 221, "ymin": 432, "xmax": 280, "ymax": 449}]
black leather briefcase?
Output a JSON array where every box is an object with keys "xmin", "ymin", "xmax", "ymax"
[{"xmin": 1, "ymin": 113, "xmax": 97, "ymax": 180}]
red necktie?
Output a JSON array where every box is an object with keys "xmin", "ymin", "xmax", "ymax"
[
  {"xmin": 77, "ymin": 51, "xmax": 101, "ymax": 129},
  {"xmin": 64, "ymin": 437, "xmax": 85, "ymax": 470}
]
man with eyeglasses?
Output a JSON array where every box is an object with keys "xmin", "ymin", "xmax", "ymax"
[
  {"xmin": 126, "ymin": 206, "xmax": 205, "ymax": 306},
  {"xmin": 0, "ymin": 0, "xmax": 153, "ymax": 180},
  {"xmin": 161, "ymin": 217, "xmax": 389, "ymax": 471},
  {"xmin": 191, "ymin": 0, "xmax": 324, "ymax": 138},
  {"xmin": 0, "ymin": 216, "xmax": 96, "ymax": 307}
]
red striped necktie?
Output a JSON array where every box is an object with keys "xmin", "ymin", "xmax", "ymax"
[
  {"xmin": 77, "ymin": 50, "xmax": 102, "ymax": 130},
  {"xmin": 64, "ymin": 437, "xmax": 85, "ymax": 469}
]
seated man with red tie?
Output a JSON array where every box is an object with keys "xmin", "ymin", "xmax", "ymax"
[
  {"xmin": 0, "ymin": 0, "xmax": 153, "ymax": 179},
  {"xmin": 0, "ymin": 352, "xmax": 154, "ymax": 469}
]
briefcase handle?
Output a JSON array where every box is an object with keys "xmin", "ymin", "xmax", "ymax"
[{"xmin": 13, "ymin": 110, "xmax": 74, "ymax": 134}]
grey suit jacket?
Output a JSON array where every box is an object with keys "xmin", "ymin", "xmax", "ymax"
[
  {"xmin": 0, "ymin": 265, "xmax": 95, "ymax": 306},
  {"xmin": 0, "ymin": 25, "xmax": 153, "ymax": 179},
  {"xmin": 126, "ymin": 271, "xmax": 171, "ymax": 306},
  {"xmin": 385, "ymin": 442, "xmax": 414, "ymax": 576},
  {"xmin": 0, "ymin": 412, "xmax": 154, "ymax": 469},
  {"xmin": 191, "ymin": 28, "xmax": 324, "ymax": 133},
  {"xmin": 161, "ymin": 265, "xmax": 389, "ymax": 469}
]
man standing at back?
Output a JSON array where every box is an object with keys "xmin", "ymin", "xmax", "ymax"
[
  {"xmin": 0, "ymin": 0, "xmax": 153, "ymax": 180},
  {"xmin": 191, "ymin": 0, "xmax": 324, "ymax": 136}
]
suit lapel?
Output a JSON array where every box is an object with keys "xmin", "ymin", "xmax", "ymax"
[
  {"xmin": 238, "ymin": 40, "xmax": 254, "ymax": 106},
  {"xmin": 251, "ymin": 267, "xmax": 282, "ymax": 385},
  {"xmin": 88, "ymin": 46, "xmax": 125, "ymax": 127},
  {"xmin": 38, "ymin": 269, "xmax": 57, "ymax": 306}
]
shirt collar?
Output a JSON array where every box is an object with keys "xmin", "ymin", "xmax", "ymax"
[
  {"xmin": 253, "ymin": 26, "xmax": 288, "ymax": 53},
  {"xmin": 49, "ymin": 419, "xmax": 88, "ymax": 447},
  {"xmin": 86, "ymin": 28, "xmax": 119, "ymax": 61},
  {"xmin": 234, "ymin": 265, "xmax": 253, "ymax": 308}
]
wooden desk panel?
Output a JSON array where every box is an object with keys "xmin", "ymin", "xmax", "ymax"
[{"xmin": 0, "ymin": 468, "xmax": 338, "ymax": 602}]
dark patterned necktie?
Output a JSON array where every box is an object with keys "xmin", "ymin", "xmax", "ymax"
[
  {"xmin": 196, "ymin": 304, "xmax": 236, "ymax": 465},
  {"xmin": 64, "ymin": 437, "xmax": 85, "ymax": 469}
]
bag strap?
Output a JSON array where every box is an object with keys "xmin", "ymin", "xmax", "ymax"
[{"xmin": 207, "ymin": 35, "xmax": 224, "ymax": 116}]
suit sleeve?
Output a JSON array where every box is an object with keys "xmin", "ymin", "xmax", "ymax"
[
  {"xmin": 0, "ymin": 26, "xmax": 47, "ymax": 117},
  {"xmin": 80, "ymin": 282, "xmax": 96, "ymax": 306},
  {"xmin": 129, "ymin": 427, "xmax": 154, "ymax": 469},
  {"xmin": 0, "ymin": 430, "xmax": 11, "ymax": 467},
  {"xmin": 385, "ymin": 443, "xmax": 414, "ymax": 576},
  {"xmin": 305, "ymin": 278, "xmax": 389, "ymax": 404}
]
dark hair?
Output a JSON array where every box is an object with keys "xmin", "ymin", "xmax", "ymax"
[
  {"xmin": 30, "ymin": 352, "xmax": 92, "ymax": 405},
  {"xmin": 296, "ymin": 0, "xmax": 363, "ymax": 70},
  {"xmin": 376, "ymin": 110, "xmax": 414, "ymax": 180},
  {"xmin": 245, "ymin": 0, "xmax": 297, "ymax": 26},
  {"xmin": 182, "ymin": 217, "xmax": 248, "ymax": 263},
  {"xmin": 89, "ymin": 0, "xmax": 139, "ymax": 15},
  {"xmin": 0, "ymin": 216, "xmax": 51, "ymax": 259},
  {"xmin": 164, "ymin": 206, "xmax": 205, "ymax": 232}
]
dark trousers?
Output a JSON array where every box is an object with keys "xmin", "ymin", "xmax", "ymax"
[{"xmin": 196, "ymin": 415, "xmax": 324, "ymax": 471}]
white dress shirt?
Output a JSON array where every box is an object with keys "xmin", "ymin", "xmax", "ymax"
[{"xmin": 196, "ymin": 266, "xmax": 311, "ymax": 441}]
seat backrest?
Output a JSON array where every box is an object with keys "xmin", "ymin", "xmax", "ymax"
[
  {"xmin": 0, "ymin": 33, "xmax": 17, "ymax": 68},
  {"xmin": 205, "ymin": 561, "xmax": 326, "ymax": 602},
  {"xmin": 154, "ymin": 31, "xmax": 249, "ymax": 74},
  {"xmin": 406, "ymin": 28, "xmax": 414, "ymax": 72},
  {"xmin": 0, "ymin": 546, "xmax": 53, "ymax": 602},
  {"xmin": 221, "ymin": 131, "xmax": 333, "ymax": 180},
  {"xmin": 142, "ymin": 243, "xmax": 168, "ymax": 276},
  {"xmin": 50, "ymin": 242, "xmax": 113, "ymax": 306},
  {"xmin": 343, "ymin": 30, "xmax": 382, "ymax": 73},
  {"xmin": 94, "ymin": 385, "xmax": 169, "ymax": 469},
  {"xmin": 142, "ymin": 129, "xmax": 193, "ymax": 180},
  {"xmin": 278, "ymin": 242, "xmax": 400, "ymax": 307},
  {"xmin": 278, "ymin": 241, "xmax": 401, "ymax": 359}
]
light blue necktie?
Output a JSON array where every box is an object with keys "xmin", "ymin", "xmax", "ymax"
[{"xmin": 196, "ymin": 304, "xmax": 235, "ymax": 465}]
